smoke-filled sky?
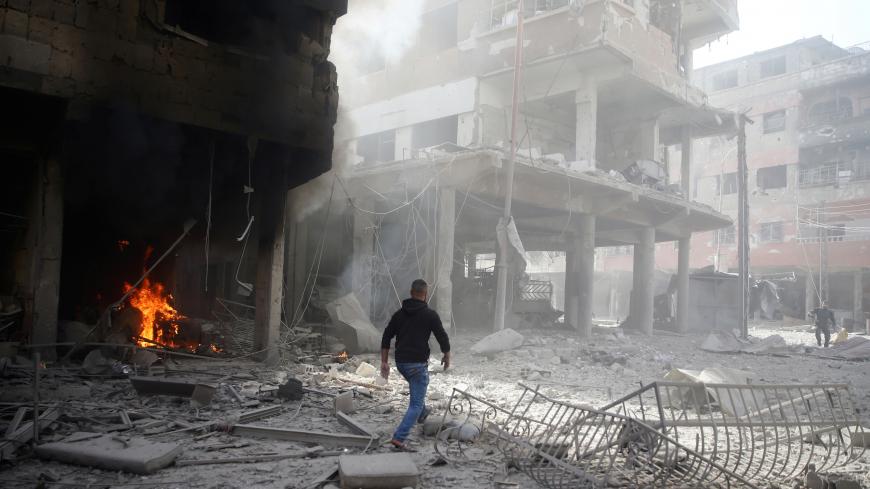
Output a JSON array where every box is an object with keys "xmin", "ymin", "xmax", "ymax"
[{"xmin": 694, "ymin": 0, "xmax": 870, "ymax": 67}]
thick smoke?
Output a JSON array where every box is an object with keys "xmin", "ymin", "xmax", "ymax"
[{"xmin": 288, "ymin": 0, "xmax": 425, "ymax": 221}]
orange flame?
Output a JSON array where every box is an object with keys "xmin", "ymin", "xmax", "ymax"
[{"xmin": 123, "ymin": 278, "xmax": 183, "ymax": 348}]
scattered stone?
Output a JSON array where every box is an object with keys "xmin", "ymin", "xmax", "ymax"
[
  {"xmin": 130, "ymin": 350, "xmax": 159, "ymax": 369},
  {"xmin": 470, "ymin": 329, "xmax": 524, "ymax": 355},
  {"xmin": 334, "ymin": 391, "xmax": 355, "ymax": 414},
  {"xmin": 339, "ymin": 453, "xmax": 419, "ymax": 489},
  {"xmin": 355, "ymin": 362, "xmax": 378, "ymax": 378}
]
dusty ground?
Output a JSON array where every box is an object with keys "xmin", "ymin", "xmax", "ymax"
[{"xmin": 2, "ymin": 322, "xmax": 868, "ymax": 488}]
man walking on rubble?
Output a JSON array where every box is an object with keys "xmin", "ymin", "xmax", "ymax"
[
  {"xmin": 380, "ymin": 279, "xmax": 451, "ymax": 452},
  {"xmin": 809, "ymin": 301, "xmax": 836, "ymax": 348}
]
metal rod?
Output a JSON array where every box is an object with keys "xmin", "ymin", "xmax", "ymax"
[{"xmin": 493, "ymin": 0, "xmax": 525, "ymax": 332}]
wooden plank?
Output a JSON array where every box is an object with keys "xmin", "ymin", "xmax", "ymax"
[{"xmin": 231, "ymin": 424, "xmax": 376, "ymax": 448}]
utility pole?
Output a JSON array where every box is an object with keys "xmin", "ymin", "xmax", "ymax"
[
  {"xmin": 737, "ymin": 115, "xmax": 751, "ymax": 339},
  {"xmin": 494, "ymin": 1, "xmax": 525, "ymax": 332},
  {"xmin": 819, "ymin": 201, "xmax": 829, "ymax": 304}
]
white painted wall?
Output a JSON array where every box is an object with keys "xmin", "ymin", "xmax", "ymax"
[{"xmin": 339, "ymin": 77, "xmax": 478, "ymax": 138}]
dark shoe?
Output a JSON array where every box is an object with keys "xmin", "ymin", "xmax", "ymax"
[
  {"xmin": 417, "ymin": 407, "xmax": 431, "ymax": 424},
  {"xmin": 389, "ymin": 439, "xmax": 417, "ymax": 452}
]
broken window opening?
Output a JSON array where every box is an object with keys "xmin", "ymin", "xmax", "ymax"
[
  {"xmin": 762, "ymin": 110, "xmax": 786, "ymax": 134},
  {"xmin": 759, "ymin": 55, "xmax": 787, "ymax": 78},
  {"xmin": 718, "ymin": 172, "xmax": 738, "ymax": 195},
  {"xmin": 757, "ymin": 165, "xmax": 788, "ymax": 190},
  {"xmin": 759, "ymin": 222, "xmax": 784, "ymax": 243},
  {"xmin": 357, "ymin": 130, "xmax": 396, "ymax": 165},
  {"xmin": 718, "ymin": 226, "xmax": 736, "ymax": 245},
  {"xmin": 411, "ymin": 115, "xmax": 459, "ymax": 152},
  {"xmin": 712, "ymin": 70, "xmax": 738, "ymax": 91},
  {"xmin": 808, "ymin": 97, "xmax": 854, "ymax": 125}
]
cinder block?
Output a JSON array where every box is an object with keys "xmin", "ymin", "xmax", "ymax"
[
  {"xmin": 4, "ymin": 8, "xmax": 29, "ymax": 37},
  {"xmin": 3, "ymin": 34, "xmax": 51, "ymax": 74},
  {"xmin": 8, "ymin": 0, "xmax": 30, "ymax": 12},
  {"xmin": 89, "ymin": 6, "xmax": 116, "ymax": 32},
  {"xmin": 27, "ymin": 15, "xmax": 53, "ymax": 43},
  {"xmin": 41, "ymin": 74, "xmax": 75, "ymax": 96},
  {"xmin": 339, "ymin": 453, "xmax": 419, "ymax": 489},
  {"xmin": 49, "ymin": 22, "xmax": 81, "ymax": 53},
  {"xmin": 53, "ymin": 0, "xmax": 74, "ymax": 24},
  {"xmin": 29, "ymin": 0, "xmax": 51, "ymax": 18},
  {"xmin": 48, "ymin": 48, "xmax": 71, "ymax": 77}
]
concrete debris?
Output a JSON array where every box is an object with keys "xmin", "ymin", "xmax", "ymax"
[
  {"xmin": 130, "ymin": 349, "xmax": 160, "ymax": 368},
  {"xmin": 339, "ymin": 453, "xmax": 419, "ymax": 489},
  {"xmin": 35, "ymin": 433, "xmax": 182, "ymax": 474},
  {"xmin": 336, "ymin": 411, "xmax": 380, "ymax": 440},
  {"xmin": 469, "ymin": 328, "xmax": 524, "ymax": 355},
  {"xmin": 230, "ymin": 424, "xmax": 376, "ymax": 449},
  {"xmin": 701, "ymin": 331, "xmax": 792, "ymax": 355},
  {"xmin": 355, "ymin": 361, "xmax": 378, "ymax": 378},
  {"xmin": 129, "ymin": 376, "xmax": 216, "ymax": 405},
  {"xmin": 333, "ymin": 391, "xmax": 356, "ymax": 414},
  {"xmin": 325, "ymin": 293, "xmax": 381, "ymax": 354},
  {"xmin": 826, "ymin": 336, "xmax": 870, "ymax": 360},
  {"xmin": 82, "ymin": 349, "xmax": 113, "ymax": 375},
  {"xmin": 0, "ymin": 407, "xmax": 60, "ymax": 460}
]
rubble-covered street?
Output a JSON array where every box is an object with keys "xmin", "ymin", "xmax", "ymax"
[
  {"xmin": 3, "ymin": 0, "xmax": 870, "ymax": 487},
  {"xmin": 2, "ymin": 323, "xmax": 868, "ymax": 488}
]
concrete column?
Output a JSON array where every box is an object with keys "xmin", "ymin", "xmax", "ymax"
[
  {"xmin": 575, "ymin": 215, "xmax": 596, "ymax": 337},
  {"xmin": 564, "ymin": 234, "xmax": 578, "ymax": 329},
  {"xmin": 434, "ymin": 188, "xmax": 456, "ymax": 331},
  {"xmin": 639, "ymin": 118, "xmax": 660, "ymax": 162},
  {"xmin": 683, "ymin": 42, "xmax": 694, "ymax": 83},
  {"xmin": 681, "ymin": 127, "xmax": 693, "ymax": 198},
  {"xmin": 631, "ymin": 227, "xmax": 655, "ymax": 334},
  {"xmin": 854, "ymin": 269, "xmax": 864, "ymax": 328},
  {"xmin": 352, "ymin": 200, "xmax": 375, "ymax": 318},
  {"xmin": 575, "ymin": 77, "xmax": 598, "ymax": 169},
  {"xmin": 284, "ymin": 214, "xmax": 308, "ymax": 326},
  {"xmin": 30, "ymin": 157, "xmax": 64, "ymax": 360},
  {"xmin": 676, "ymin": 238, "xmax": 691, "ymax": 333},
  {"xmin": 254, "ymin": 156, "xmax": 287, "ymax": 365},
  {"xmin": 805, "ymin": 274, "xmax": 816, "ymax": 319}
]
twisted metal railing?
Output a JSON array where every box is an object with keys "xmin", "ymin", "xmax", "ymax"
[{"xmin": 435, "ymin": 382, "xmax": 866, "ymax": 488}]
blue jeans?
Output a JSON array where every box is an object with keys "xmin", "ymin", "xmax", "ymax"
[{"xmin": 393, "ymin": 362, "xmax": 429, "ymax": 442}]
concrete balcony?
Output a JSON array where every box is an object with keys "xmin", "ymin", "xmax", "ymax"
[
  {"xmin": 799, "ymin": 114, "xmax": 870, "ymax": 149},
  {"xmin": 682, "ymin": 0, "xmax": 739, "ymax": 44},
  {"xmin": 475, "ymin": 1, "xmax": 708, "ymax": 108},
  {"xmin": 799, "ymin": 51, "xmax": 870, "ymax": 92}
]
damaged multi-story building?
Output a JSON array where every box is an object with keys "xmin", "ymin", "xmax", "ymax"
[
  {"xmin": 0, "ymin": 0, "xmax": 348, "ymax": 361},
  {"xmin": 689, "ymin": 37, "xmax": 870, "ymax": 327},
  {"xmin": 305, "ymin": 0, "xmax": 741, "ymax": 337}
]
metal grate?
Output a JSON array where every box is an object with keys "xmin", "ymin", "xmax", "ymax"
[{"xmin": 436, "ymin": 382, "xmax": 866, "ymax": 488}]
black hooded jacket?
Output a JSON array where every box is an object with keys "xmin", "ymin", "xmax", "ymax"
[{"xmin": 381, "ymin": 298, "xmax": 450, "ymax": 363}]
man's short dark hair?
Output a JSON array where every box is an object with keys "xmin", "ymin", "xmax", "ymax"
[{"xmin": 411, "ymin": 279, "xmax": 428, "ymax": 295}]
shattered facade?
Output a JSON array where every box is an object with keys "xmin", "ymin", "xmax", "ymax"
[
  {"xmin": 320, "ymin": 0, "xmax": 740, "ymax": 336},
  {"xmin": 0, "ymin": 0, "xmax": 348, "ymax": 360}
]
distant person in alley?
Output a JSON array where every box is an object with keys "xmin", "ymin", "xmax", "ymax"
[
  {"xmin": 380, "ymin": 279, "xmax": 451, "ymax": 452},
  {"xmin": 809, "ymin": 301, "xmax": 836, "ymax": 348}
]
